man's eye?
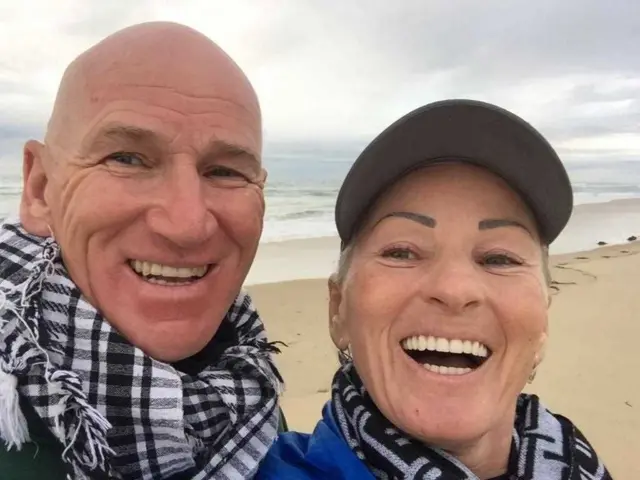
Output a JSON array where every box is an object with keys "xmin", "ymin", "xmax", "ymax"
[
  {"xmin": 105, "ymin": 152, "xmax": 145, "ymax": 166},
  {"xmin": 207, "ymin": 166, "xmax": 246, "ymax": 178},
  {"xmin": 206, "ymin": 166, "xmax": 251, "ymax": 188}
]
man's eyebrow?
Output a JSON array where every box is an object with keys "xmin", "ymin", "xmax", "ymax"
[
  {"xmin": 102, "ymin": 125, "xmax": 156, "ymax": 142},
  {"xmin": 83, "ymin": 123, "xmax": 259, "ymax": 163},
  {"xmin": 376, "ymin": 211, "xmax": 436, "ymax": 228},
  {"xmin": 478, "ymin": 218, "xmax": 531, "ymax": 234},
  {"xmin": 204, "ymin": 139, "xmax": 259, "ymax": 164},
  {"xmin": 83, "ymin": 124, "xmax": 160, "ymax": 152}
]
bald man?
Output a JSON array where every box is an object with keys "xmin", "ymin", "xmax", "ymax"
[{"xmin": 0, "ymin": 22, "xmax": 284, "ymax": 479}]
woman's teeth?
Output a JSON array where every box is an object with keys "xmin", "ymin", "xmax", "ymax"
[
  {"xmin": 401, "ymin": 335, "xmax": 489, "ymax": 358},
  {"xmin": 401, "ymin": 335, "xmax": 491, "ymax": 374},
  {"xmin": 423, "ymin": 364, "xmax": 472, "ymax": 375},
  {"xmin": 129, "ymin": 260, "xmax": 209, "ymax": 285}
]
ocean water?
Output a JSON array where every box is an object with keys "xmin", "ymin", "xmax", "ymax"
[{"xmin": 2, "ymin": 156, "xmax": 640, "ymax": 244}]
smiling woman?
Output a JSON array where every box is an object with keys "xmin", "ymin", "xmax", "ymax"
[{"xmin": 257, "ymin": 100, "xmax": 612, "ymax": 480}]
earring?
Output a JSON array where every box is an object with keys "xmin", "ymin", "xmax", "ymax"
[
  {"xmin": 338, "ymin": 345, "xmax": 352, "ymax": 364},
  {"xmin": 527, "ymin": 366, "xmax": 538, "ymax": 384}
]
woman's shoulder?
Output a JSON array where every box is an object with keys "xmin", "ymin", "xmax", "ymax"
[{"xmin": 257, "ymin": 401, "xmax": 374, "ymax": 480}]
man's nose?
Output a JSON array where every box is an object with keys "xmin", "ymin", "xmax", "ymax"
[
  {"xmin": 418, "ymin": 258, "xmax": 484, "ymax": 313},
  {"xmin": 146, "ymin": 165, "xmax": 218, "ymax": 249}
]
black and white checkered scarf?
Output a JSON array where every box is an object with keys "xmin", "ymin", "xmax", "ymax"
[
  {"xmin": 0, "ymin": 219, "xmax": 283, "ymax": 479},
  {"xmin": 332, "ymin": 361, "xmax": 612, "ymax": 479}
]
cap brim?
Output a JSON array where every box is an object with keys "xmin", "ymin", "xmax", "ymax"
[{"xmin": 335, "ymin": 99, "xmax": 573, "ymax": 245}]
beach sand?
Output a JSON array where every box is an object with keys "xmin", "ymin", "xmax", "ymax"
[{"xmin": 247, "ymin": 240, "xmax": 640, "ymax": 479}]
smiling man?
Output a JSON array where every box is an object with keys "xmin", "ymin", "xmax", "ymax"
[{"xmin": 0, "ymin": 22, "xmax": 283, "ymax": 479}]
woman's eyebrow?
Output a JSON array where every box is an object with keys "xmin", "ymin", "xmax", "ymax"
[
  {"xmin": 376, "ymin": 211, "xmax": 436, "ymax": 228},
  {"xmin": 478, "ymin": 218, "xmax": 532, "ymax": 235}
]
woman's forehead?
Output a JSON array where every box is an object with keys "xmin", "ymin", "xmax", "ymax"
[{"xmin": 365, "ymin": 163, "xmax": 539, "ymax": 232}]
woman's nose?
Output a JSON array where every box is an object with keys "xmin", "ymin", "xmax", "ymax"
[{"xmin": 419, "ymin": 258, "xmax": 484, "ymax": 313}]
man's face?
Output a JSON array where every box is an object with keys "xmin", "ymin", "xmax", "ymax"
[{"xmin": 29, "ymin": 66, "xmax": 264, "ymax": 361}]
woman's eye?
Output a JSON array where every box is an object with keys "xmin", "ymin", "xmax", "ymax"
[
  {"xmin": 482, "ymin": 253, "xmax": 522, "ymax": 267},
  {"xmin": 105, "ymin": 152, "xmax": 145, "ymax": 166},
  {"xmin": 381, "ymin": 247, "xmax": 416, "ymax": 261}
]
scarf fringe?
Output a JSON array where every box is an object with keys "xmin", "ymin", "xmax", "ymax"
[
  {"xmin": 0, "ymin": 369, "xmax": 29, "ymax": 450},
  {"xmin": 0, "ymin": 239, "xmax": 114, "ymax": 476},
  {"xmin": 50, "ymin": 370, "xmax": 115, "ymax": 473},
  {"xmin": 0, "ymin": 268, "xmax": 41, "ymax": 451}
]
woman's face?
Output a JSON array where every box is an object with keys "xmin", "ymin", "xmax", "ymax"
[{"xmin": 329, "ymin": 163, "xmax": 549, "ymax": 448}]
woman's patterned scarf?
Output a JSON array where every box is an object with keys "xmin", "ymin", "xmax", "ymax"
[
  {"xmin": 332, "ymin": 361, "xmax": 611, "ymax": 479},
  {"xmin": 0, "ymin": 219, "xmax": 283, "ymax": 479}
]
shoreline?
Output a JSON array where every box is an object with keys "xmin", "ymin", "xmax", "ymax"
[
  {"xmin": 246, "ymin": 239, "xmax": 640, "ymax": 289},
  {"xmin": 246, "ymin": 198, "xmax": 640, "ymax": 286}
]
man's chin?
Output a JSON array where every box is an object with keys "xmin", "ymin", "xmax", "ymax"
[
  {"xmin": 113, "ymin": 317, "xmax": 217, "ymax": 362},
  {"xmin": 90, "ymin": 262, "xmax": 237, "ymax": 358}
]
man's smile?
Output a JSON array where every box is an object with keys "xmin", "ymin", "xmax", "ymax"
[{"xmin": 128, "ymin": 259, "xmax": 212, "ymax": 285}]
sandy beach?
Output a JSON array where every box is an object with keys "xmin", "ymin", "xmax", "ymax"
[{"xmin": 247, "ymin": 239, "xmax": 640, "ymax": 479}]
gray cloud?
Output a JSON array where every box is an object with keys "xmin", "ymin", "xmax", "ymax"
[
  {"xmin": 536, "ymin": 94, "xmax": 640, "ymax": 141},
  {"xmin": 310, "ymin": 0, "xmax": 640, "ymax": 79},
  {"xmin": 0, "ymin": 0, "xmax": 639, "ymax": 161},
  {"xmin": 0, "ymin": 124, "xmax": 42, "ymax": 164}
]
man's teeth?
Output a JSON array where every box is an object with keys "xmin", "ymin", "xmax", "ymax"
[
  {"xmin": 401, "ymin": 335, "xmax": 489, "ymax": 358},
  {"xmin": 130, "ymin": 260, "xmax": 208, "ymax": 282},
  {"xmin": 423, "ymin": 364, "xmax": 472, "ymax": 375}
]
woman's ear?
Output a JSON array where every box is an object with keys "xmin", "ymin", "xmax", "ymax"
[
  {"xmin": 534, "ymin": 330, "xmax": 548, "ymax": 367},
  {"xmin": 328, "ymin": 276, "xmax": 349, "ymax": 350}
]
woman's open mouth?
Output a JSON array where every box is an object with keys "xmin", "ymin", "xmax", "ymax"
[
  {"xmin": 128, "ymin": 260, "xmax": 212, "ymax": 286},
  {"xmin": 400, "ymin": 335, "xmax": 492, "ymax": 375}
]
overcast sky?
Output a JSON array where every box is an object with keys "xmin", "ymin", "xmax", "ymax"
[{"xmin": 0, "ymin": 0, "xmax": 639, "ymax": 163}]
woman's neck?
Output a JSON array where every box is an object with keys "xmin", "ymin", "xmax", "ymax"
[{"xmin": 442, "ymin": 420, "xmax": 514, "ymax": 479}]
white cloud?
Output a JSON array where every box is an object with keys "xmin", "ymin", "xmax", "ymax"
[{"xmin": 559, "ymin": 133, "xmax": 640, "ymax": 153}]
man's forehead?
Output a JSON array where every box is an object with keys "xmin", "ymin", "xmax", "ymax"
[
  {"xmin": 45, "ymin": 22, "xmax": 261, "ymax": 154},
  {"xmin": 80, "ymin": 120, "xmax": 261, "ymax": 163},
  {"xmin": 54, "ymin": 71, "xmax": 262, "ymax": 159}
]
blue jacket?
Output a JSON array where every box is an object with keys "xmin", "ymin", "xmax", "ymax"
[{"xmin": 257, "ymin": 401, "xmax": 374, "ymax": 479}]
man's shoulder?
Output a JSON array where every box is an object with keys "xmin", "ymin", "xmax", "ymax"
[
  {"xmin": 257, "ymin": 401, "xmax": 374, "ymax": 480},
  {"xmin": 0, "ymin": 397, "xmax": 69, "ymax": 480},
  {"xmin": 0, "ymin": 218, "xmax": 43, "ymax": 285}
]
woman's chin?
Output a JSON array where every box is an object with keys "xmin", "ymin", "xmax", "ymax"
[{"xmin": 385, "ymin": 395, "xmax": 497, "ymax": 448}]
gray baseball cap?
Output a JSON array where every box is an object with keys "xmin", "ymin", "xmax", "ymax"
[{"xmin": 335, "ymin": 99, "xmax": 573, "ymax": 246}]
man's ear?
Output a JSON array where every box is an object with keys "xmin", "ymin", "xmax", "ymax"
[
  {"xmin": 255, "ymin": 167, "xmax": 268, "ymax": 190},
  {"xmin": 20, "ymin": 140, "xmax": 51, "ymax": 236},
  {"xmin": 328, "ymin": 275, "xmax": 349, "ymax": 350}
]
